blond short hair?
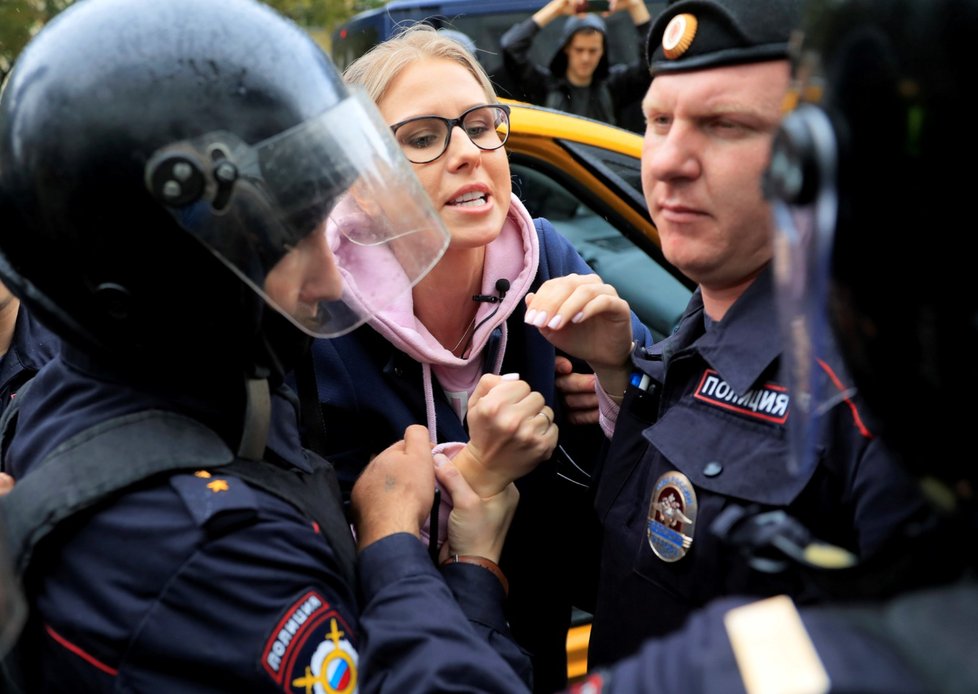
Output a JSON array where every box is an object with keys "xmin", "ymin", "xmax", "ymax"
[{"xmin": 343, "ymin": 24, "xmax": 497, "ymax": 105}]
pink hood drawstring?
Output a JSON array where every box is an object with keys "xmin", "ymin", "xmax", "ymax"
[
  {"xmin": 361, "ymin": 193, "xmax": 539, "ymax": 442},
  {"xmin": 338, "ymin": 193, "xmax": 540, "ymax": 548}
]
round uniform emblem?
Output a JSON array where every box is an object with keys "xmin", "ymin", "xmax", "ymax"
[
  {"xmin": 647, "ymin": 470, "xmax": 697, "ymax": 562},
  {"xmin": 662, "ymin": 13, "xmax": 698, "ymax": 60},
  {"xmin": 291, "ymin": 618, "xmax": 358, "ymax": 693}
]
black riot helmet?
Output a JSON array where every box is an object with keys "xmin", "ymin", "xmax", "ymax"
[
  {"xmin": 0, "ymin": 0, "xmax": 448, "ymax": 385},
  {"xmin": 766, "ymin": 0, "xmax": 978, "ymax": 494}
]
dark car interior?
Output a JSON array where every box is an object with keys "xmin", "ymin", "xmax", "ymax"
[{"xmin": 510, "ymin": 157, "xmax": 691, "ymax": 342}]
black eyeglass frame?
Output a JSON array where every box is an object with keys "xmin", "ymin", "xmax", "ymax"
[{"xmin": 389, "ymin": 103, "xmax": 511, "ymax": 164}]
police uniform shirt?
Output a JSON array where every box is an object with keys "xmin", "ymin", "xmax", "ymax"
[{"xmin": 587, "ymin": 267, "xmax": 931, "ymax": 668}]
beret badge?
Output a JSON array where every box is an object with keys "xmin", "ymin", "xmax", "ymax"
[{"xmin": 662, "ymin": 13, "xmax": 698, "ymax": 60}]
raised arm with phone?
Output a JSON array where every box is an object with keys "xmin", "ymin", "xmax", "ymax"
[{"xmin": 499, "ymin": 0, "xmax": 652, "ymax": 130}]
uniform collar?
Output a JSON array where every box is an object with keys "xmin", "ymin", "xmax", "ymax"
[
  {"xmin": 694, "ymin": 265, "xmax": 781, "ymax": 394},
  {"xmin": 650, "ymin": 265, "xmax": 781, "ymax": 394}
]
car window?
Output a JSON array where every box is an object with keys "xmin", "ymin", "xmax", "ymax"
[{"xmin": 511, "ymin": 159, "xmax": 691, "ymax": 342}]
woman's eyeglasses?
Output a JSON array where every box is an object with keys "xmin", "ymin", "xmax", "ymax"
[{"xmin": 390, "ymin": 104, "xmax": 511, "ymax": 164}]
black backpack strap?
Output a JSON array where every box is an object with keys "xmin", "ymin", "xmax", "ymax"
[
  {"xmin": 294, "ymin": 349, "xmax": 330, "ymax": 456},
  {"xmin": 1, "ymin": 407, "xmax": 358, "ymax": 586},
  {"xmin": 0, "ymin": 409, "xmax": 235, "ymax": 574},
  {"xmin": 0, "ymin": 407, "xmax": 358, "ymax": 693},
  {"xmin": 222, "ymin": 454, "xmax": 358, "ymax": 588}
]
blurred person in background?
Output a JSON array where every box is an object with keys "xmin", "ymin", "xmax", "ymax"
[{"xmin": 500, "ymin": 0, "xmax": 652, "ymax": 130}]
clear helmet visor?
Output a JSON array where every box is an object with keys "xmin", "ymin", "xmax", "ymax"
[
  {"xmin": 145, "ymin": 89, "xmax": 450, "ymax": 337},
  {"xmin": 770, "ymin": 104, "xmax": 854, "ymax": 477}
]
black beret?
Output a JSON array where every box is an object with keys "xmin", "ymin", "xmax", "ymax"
[{"xmin": 647, "ymin": 0, "xmax": 804, "ymax": 76}]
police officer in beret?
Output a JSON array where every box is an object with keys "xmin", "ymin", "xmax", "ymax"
[
  {"xmin": 573, "ymin": 0, "xmax": 978, "ymax": 688},
  {"xmin": 524, "ymin": 0, "xmax": 939, "ymax": 670}
]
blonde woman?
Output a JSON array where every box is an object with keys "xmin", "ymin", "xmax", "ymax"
[{"xmin": 306, "ymin": 25, "xmax": 652, "ymax": 691}]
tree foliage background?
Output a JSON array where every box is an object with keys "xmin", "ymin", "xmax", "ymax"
[{"xmin": 0, "ymin": 0, "xmax": 385, "ymax": 85}]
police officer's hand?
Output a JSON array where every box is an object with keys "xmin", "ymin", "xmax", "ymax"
[
  {"xmin": 433, "ymin": 454, "xmax": 518, "ymax": 564},
  {"xmin": 350, "ymin": 424, "xmax": 436, "ymax": 551},
  {"xmin": 454, "ymin": 373, "xmax": 557, "ymax": 498},
  {"xmin": 525, "ymin": 274, "xmax": 634, "ymax": 398},
  {"xmin": 0, "ymin": 473, "xmax": 13, "ymax": 496},
  {"xmin": 555, "ymin": 355, "xmax": 599, "ymax": 425}
]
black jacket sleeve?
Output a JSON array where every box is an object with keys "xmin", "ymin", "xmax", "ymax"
[
  {"xmin": 500, "ymin": 17, "xmax": 552, "ymax": 105},
  {"xmin": 358, "ymin": 534, "xmax": 531, "ymax": 693},
  {"xmin": 606, "ymin": 20, "xmax": 653, "ymax": 112},
  {"xmin": 443, "ymin": 562, "xmax": 534, "ymax": 688}
]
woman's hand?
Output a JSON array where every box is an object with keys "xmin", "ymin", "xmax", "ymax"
[
  {"xmin": 434, "ymin": 454, "xmax": 519, "ymax": 564},
  {"xmin": 525, "ymin": 273, "xmax": 634, "ymax": 397},
  {"xmin": 454, "ymin": 373, "xmax": 557, "ymax": 497}
]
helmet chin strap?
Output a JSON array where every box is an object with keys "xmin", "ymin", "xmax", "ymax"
[{"xmin": 237, "ymin": 376, "xmax": 270, "ymax": 461}]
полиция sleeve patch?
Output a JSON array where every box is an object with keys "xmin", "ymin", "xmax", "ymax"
[{"xmin": 261, "ymin": 590, "xmax": 358, "ymax": 693}]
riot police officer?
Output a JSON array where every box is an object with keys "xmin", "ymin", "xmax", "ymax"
[{"xmin": 0, "ymin": 0, "xmax": 531, "ymax": 690}]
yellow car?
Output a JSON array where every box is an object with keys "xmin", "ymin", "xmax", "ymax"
[{"xmin": 505, "ymin": 99, "xmax": 693, "ymax": 343}]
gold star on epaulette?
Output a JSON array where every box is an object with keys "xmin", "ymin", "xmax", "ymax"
[
  {"xmin": 194, "ymin": 470, "xmax": 212, "ymax": 479},
  {"xmin": 207, "ymin": 479, "xmax": 230, "ymax": 493}
]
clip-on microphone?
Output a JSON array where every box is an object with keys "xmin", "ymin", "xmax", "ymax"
[
  {"xmin": 462, "ymin": 278, "xmax": 511, "ymax": 361},
  {"xmin": 473, "ymin": 278, "xmax": 510, "ymax": 304}
]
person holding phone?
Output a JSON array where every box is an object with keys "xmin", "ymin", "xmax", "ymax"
[{"xmin": 500, "ymin": 0, "xmax": 652, "ymax": 131}]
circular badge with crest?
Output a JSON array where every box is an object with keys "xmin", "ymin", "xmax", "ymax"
[{"xmin": 646, "ymin": 470, "xmax": 698, "ymax": 562}]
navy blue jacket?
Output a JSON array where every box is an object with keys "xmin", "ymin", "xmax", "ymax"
[
  {"xmin": 308, "ymin": 218, "xmax": 653, "ymax": 693},
  {"xmin": 573, "ymin": 583, "xmax": 970, "ymax": 694},
  {"xmin": 586, "ymin": 267, "xmax": 933, "ymax": 667},
  {"xmin": 367, "ymin": 572, "xmax": 974, "ymax": 693},
  {"xmin": 0, "ymin": 306, "xmax": 59, "ymax": 419},
  {"xmin": 4, "ymin": 350, "xmax": 529, "ymax": 692}
]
